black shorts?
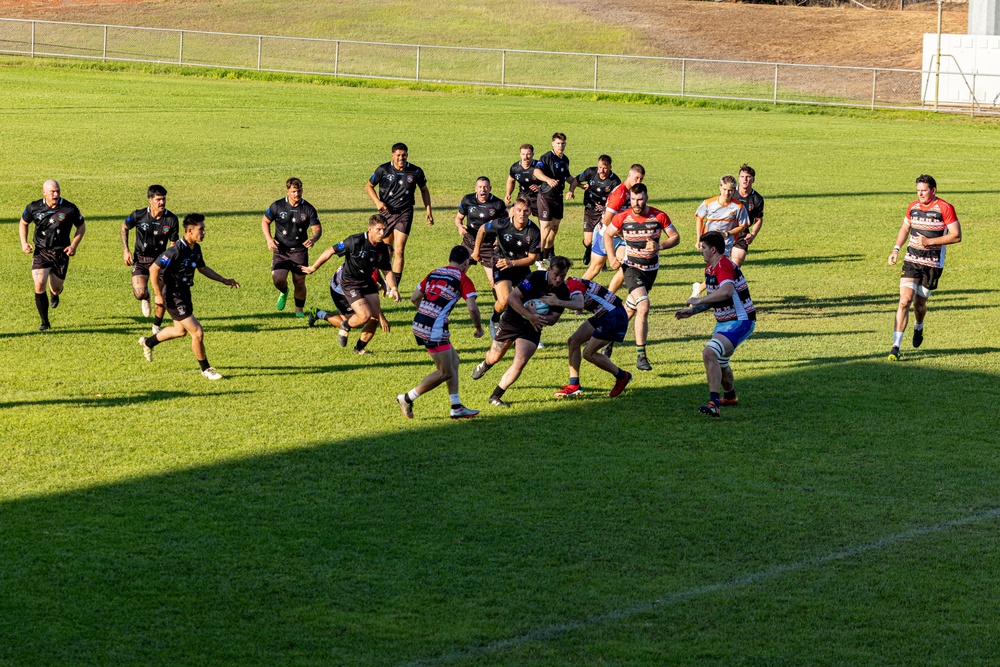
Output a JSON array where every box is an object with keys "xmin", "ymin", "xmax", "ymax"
[
  {"xmin": 495, "ymin": 317, "xmax": 541, "ymax": 346},
  {"xmin": 583, "ymin": 208, "xmax": 603, "ymax": 233},
  {"xmin": 623, "ymin": 266, "xmax": 658, "ymax": 294},
  {"xmin": 132, "ymin": 254, "xmax": 158, "ymax": 277},
  {"xmin": 381, "ymin": 208, "xmax": 414, "ymax": 236},
  {"xmin": 901, "ymin": 261, "xmax": 943, "ymax": 293},
  {"xmin": 330, "ymin": 286, "xmax": 354, "ymax": 317},
  {"xmin": 31, "ymin": 247, "xmax": 69, "ymax": 280},
  {"xmin": 492, "ymin": 264, "xmax": 531, "ymax": 286},
  {"xmin": 340, "ymin": 278, "xmax": 379, "ymax": 303},
  {"xmin": 733, "ymin": 234, "xmax": 750, "ymax": 252},
  {"xmin": 589, "ymin": 306, "xmax": 629, "ymax": 343},
  {"xmin": 164, "ymin": 288, "xmax": 194, "ymax": 321},
  {"xmin": 462, "ymin": 232, "xmax": 494, "ymax": 269},
  {"xmin": 537, "ymin": 193, "xmax": 564, "ymax": 222},
  {"xmin": 271, "ymin": 245, "xmax": 308, "ymax": 274}
]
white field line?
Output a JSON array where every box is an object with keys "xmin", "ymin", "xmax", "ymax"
[{"xmin": 399, "ymin": 505, "xmax": 1000, "ymax": 666}]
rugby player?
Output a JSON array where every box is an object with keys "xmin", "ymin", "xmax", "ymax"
[
  {"xmin": 886, "ymin": 174, "xmax": 962, "ymax": 361},
  {"xmin": 582, "ymin": 163, "xmax": 645, "ymax": 294},
  {"xmin": 472, "ymin": 197, "xmax": 541, "ymax": 339},
  {"xmin": 532, "ymin": 133, "xmax": 571, "ymax": 268},
  {"xmin": 505, "ymin": 144, "xmax": 541, "ymax": 217},
  {"xmin": 731, "ymin": 164, "xmax": 765, "ymax": 267},
  {"xmin": 605, "ymin": 183, "xmax": 679, "ymax": 372},
  {"xmin": 397, "ymin": 245, "xmax": 484, "ymax": 420},
  {"xmin": 692, "ymin": 175, "xmax": 748, "ymax": 298},
  {"xmin": 261, "ymin": 177, "xmax": 322, "ymax": 317},
  {"xmin": 675, "ymin": 231, "xmax": 756, "ymax": 417},
  {"xmin": 555, "ymin": 276, "xmax": 632, "ymax": 398},
  {"xmin": 567, "ymin": 155, "xmax": 620, "ymax": 267},
  {"xmin": 121, "ymin": 185, "xmax": 178, "ymax": 332},
  {"xmin": 365, "ymin": 142, "xmax": 433, "ymax": 287},
  {"xmin": 139, "ymin": 214, "xmax": 240, "ymax": 380},
  {"xmin": 18, "ymin": 180, "xmax": 86, "ymax": 331},
  {"xmin": 455, "ymin": 176, "xmax": 507, "ymax": 288},
  {"xmin": 307, "ymin": 265, "xmax": 388, "ymax": 355},
  {"xmin": 471, "ymin": 256, "xmax": 583, "ymax": 407},
  {"xmin": 303, "ymin": 215, "xmax": 400, "ymax": 354}
]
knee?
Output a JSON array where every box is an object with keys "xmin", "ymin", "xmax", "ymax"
[
  {"xmin": 134, "ymin": 288, "xmax": 149, "ymax": 300},
  {"xmin": 191, "ymin": 327, "xmax": 204, "ymax": 341}
]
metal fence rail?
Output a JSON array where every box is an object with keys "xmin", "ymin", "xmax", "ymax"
[{"xmin": 0, "ymin": 17, "xmax": 995, "ymax": 114}]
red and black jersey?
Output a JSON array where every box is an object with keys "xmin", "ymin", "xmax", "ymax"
[
  {"xmin": 706, "ymin": 256, "xmax": 755, "ymax": 323},
  {"xmin": 369, "ymin": 161, "xmax": 427, "ymax": 213},
  {"xmin": 412, "ymin": 266, "xmax": 477, "ymax": 343},
  {"xmin": 125, "ymin": 208, "xmax": 179, "ymax": 258},
  {"xmin": 904, "ymin": 198, "xmax": 958, "ymax": 269},
  {"xmin": 604, "ymin": 183, "xmax": 631, "ymax": 216},
  {"xmin": 22, "ymin": 198, "xmax": 84, "ymax": 250},
  {"xmin": 565, "ymin": 277, "xmax": 621, "ymax": 318},
  {"xmin": 607, "ymin": 206, "xmax": 674, "ymax": 271},
  {"xmin": 264, "ymin": 198, "xmax": 320, "ymax": 249}
]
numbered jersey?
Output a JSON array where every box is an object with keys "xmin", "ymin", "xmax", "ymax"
[
  {"xmin": 412, "ymin": 266, "xmax": 477, "ymax": 343},
  {"xmin": 565, "ymin": 277, "xmax": 621, "ymax": 318},
  {"xmin": 706, "ymin": 256, "xmax": 755, "ymax": 323}
]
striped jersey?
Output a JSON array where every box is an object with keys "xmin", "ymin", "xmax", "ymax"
[
  {"xmin": 607, "ymin": 206, "xmax": 674, "ymax": 271},
  {"xmin": 412, "ymin": 266, "xmax": 477, "ymax": 343},
  {"xmin": 565, "ymin": 277, "xmax": 622, "ymax": 318},
  {"xmin": 904, "ymin": 198, "xmax": 958, "ymax": 269},
  {"xmin": 705, "ymin": 256, "xmax": 755, "ymax": 323},
  {"xmin": 696, "ymin": 197, "xmax": 748, "ymax": 254}
]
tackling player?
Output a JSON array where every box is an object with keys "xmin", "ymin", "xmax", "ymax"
[
  {"xmin": 121, "ymin": 184, "xmax": 179, "ymax": 333},
  {"xmin": 567, "ymin": 155, "xmax": 620, "ymax": 267},
  {"xmin": 455, "ymin": 176, "xmax": 507, "ymax": 288},
  {"xmin": 532, "ymin": 133, "xmax": 571, "ymax": 268},
  {"xmin": 261, "ymin": 177, "xmax": 322, "ymax": 317}
]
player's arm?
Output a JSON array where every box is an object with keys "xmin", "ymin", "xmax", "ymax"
[
  {"xmin": 922, "ymin": 221, "xmax": 962, "ymax": 247},
  {"xmin": 65, "ymin": 219, "xmax": 85, "ymax": 256},
  {"xmin": 18, "ymin": 217, "xmax": 33, "ymax": 254},
  {"xmin": 694, "ymin": 215, "xmax": 706, "ymax": 249},
  {"xmin": 455, "ymin": 211, "xmax": 468, "ymax": 236},
  {"xmin": 466, "ymin": 296, "xmax": 484, "ymax": 337},
  {"xmin": 887, "ymin": 219, "xmax": 911, "ymax": 266},
  {"xmin": 120, "ymin": 218, "xmax": 133, "ymax": 265},
  {"xmin": 261, "ymin": 213, "xmax": 278, "ymax": 251},
  {"xmin": 365, "ymin": 172, "xmax": 387, "ymax": 212},
  {"xmin": 507, "ymin": 286, "xmax": 541, "ymax": 329},
  {"xmin": 604, "ymin": 222, "xmax": 622, "ymax": 268},
  {"xmin": 566, "ymin": 175, "xmax": 579, "ymax": 200},
  {"xmin": 745, "ymin": 215, "xmax": 763, "ymax": 243},
  {"xmin": 688, "ymin": 281, "xmax": 733, "ymax": 306},
  {"xmin": 149, "ymin": 261, "xmax": 164, "ymax": 305},
  {"xmin": 301, "ymin": 244, "xmax": 339, "ymax": 274},
  {"xmin": 410, "ymin": 283, "xmax": 425, "ymax": 306},
  {"xmin": 304, "ymin": 221, "xmax": 322, "ymax": 249},
  {"xmin": 419, "ymin": 184, "xmax": 433, "ymax": 225},
  {"xmin": 381, "ymin": 255, "xmax": 400, "ymax": 301},
  {"xmin": 505, "ymin": 176, "xmax": 516, "ymax": 205},
  {"xmin": 472, "ymin": 224, "xmax": 486, "ymax": 261},
  {"xmin": 198, "ymin": 265, "xmax": 240, "ymax": 287},
  {"xmin": 659, "ymin": 224, "xmax": 680, "ymax": 251},
  {"xmin": 533, "ymin": 167, "xmax": 558, "ymax": 189},
  {"xmin": 541, "ymin": 292, "xmax": 584, "ymax": 311},
  {"xmin": 510, "ymin": 251, "xmax": 539, "ymax": 268}
]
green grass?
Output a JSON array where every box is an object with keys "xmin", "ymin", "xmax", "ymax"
[{"xmin": 2, "ymin": 60, "xmax": 1000, "ymax": 666}]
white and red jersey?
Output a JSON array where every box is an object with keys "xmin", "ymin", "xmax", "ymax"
[
  {"xmin": 696, "ymin": 197, "xmax": 748, "ymax": 254},
  {"xmin": 412, "ymin": 266, "xmax": 477, "ymax": 343},
  {"xmin": 607, "ymin": 206, "xmax": 674, "ymax": 271},
  {"xmin": 705, "ymin": 256, "xmax": 755, "ymax": 323},
  {"xmin": 904, "ymin": 198, "xmax": 958, "ymax": 269},
  {"xmin": 595, "ymin": 182, "xmax": 632, "ymax": 240},
  {"xmin": 565, "ymin": 277, "xmax": 622, "ymax": 318}
]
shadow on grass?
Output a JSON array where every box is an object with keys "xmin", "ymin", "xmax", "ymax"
[{"xmin": 0, "ymin": 389, "xmax": 250, "ymax": 410}]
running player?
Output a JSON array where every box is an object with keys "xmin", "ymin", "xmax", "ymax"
[
  {"xmin": 605, "ymin": 183, "xmax": 680, "ymax": 372},
  {"xmin": 121, "ymin": 185, "xmax": 179, "ymax": 332},
  {"xmin": 471, "ymin": 256, "xmax": 583, "ymax": 407},
  {"xmin": 568, "ymin": 155, "xmax": 620, "ymax": 267},
  {"xmin": 139, "ymin": 214, "xmax": 241, "ymax": 380},
  {"xmin": 472, "ymin": 197, "xmax": 541, "ymax": 339},
  {"xmin": 397, "ymin": 245, "xmax": 484, "ymax": 420},
  {"xmin": 262, "ymin": 177, "xmax": 322, "ymax": 317},
  {"xmin": 731, "ymin": 164, "xmax": 765, "ymax": 267},
  {"xmin": 18, "ymin": 179, "xmax": 86, "ymax": 331},
  {"xmin": 555, "ymin": 276, "xmax": 632, "ymax": 398},
  {"xmin": 365, "ymin": 142, "xmax": 433, "ymax": 287},
  {"xmin": 675, "ymin": 231, "xmax": 756, "ymax": 417},
  {"xmin": 692, "ymin": 174, "xmax": 749, "ymax": 298},
  {"xmin": 886, "ymin": 174, "xmax": 962, "ymax": 361},
  {"xmin": 582, "ymin": 164, "xmax": 645, "ymax": 293},
  {"xmin": 303, "ymin": 215, "xmax": 400, "ymax": 354},
  {"xmin": 532, "ymin": 133, "xmax": 570, "ymax": 268},
  {"xmin": 307, "ymin": 265, "xmax": 389, "ymax": 355},
  {"xmin": 455, "ymin": 176, "xmax": 507, "ymax": 288},
  {"xmin": 505, "ymin": 144, "xmax": 541, "ymax": 217}
]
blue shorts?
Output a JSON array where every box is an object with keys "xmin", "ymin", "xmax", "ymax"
[
  {"xmin": 589, "ymin": 306, "xmax": 629, "ymax": 343},
  {"xmin": 591, "ymin": 233, "xmax": 626, "ymax": 258},
  {"xmin": 713, "ymin": 319, "xmax": 755, "ymax": 349}
]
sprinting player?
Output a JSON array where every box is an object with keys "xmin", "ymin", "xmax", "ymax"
[
  {"xmin": 139, "ymin": 214, "xmax": 240, "ymax": 380},
  {"xmin": 505, "ymin": 144, "xmax": 541, "ymax": 217},
  {"xmin": 455, "ymin": 176, "xmax": 507, "ymax": 288},
  {"xmin": 675, "ymin": 231, "xmax": 756, "ymax": 418},
  {"xmin": 692, "ymin": 174, "xmax": 748, "ymax": 298},
  {"xmin": 397, "ymin": 245, "xmax": 484, "ymax": 420},
  {"xmin": 532, "ymin": 132, "xmax": 570, "ymax": 267},
  {"xmin": 262, "ymin": 177, "xmax": 322, "ymax": 317},
  {"xmin": 886, "ymin": 174, "xmax": 962, "ymax": 361},
  {"xmin": 605, "ymin": 183, "xmax": 679, "ymax": 372},
  {"xmin": 303, "ymin": 215, "xmax": 400, "ymax": 354},
  {"xmin": 121, "ymin": 185, "xmax": 179, "ymax": 332},
  {"xmin": 472, "ymin": 197, "xmax": 541, "ymax": 339},
  {"xmin": 731, "ymin": 164, "xmax": 765, "ymax": 267},
  {"xmin": 18, "ymin": 179, "xmax": 86, "ymax": 332},
  {"xmin": 307, "ymin": 265, "xmax": 389, "ymax": 355},
  {"xmin": 365, "ymin": 142, "xmax": 433, "ymax": 286},
  {"xmin": 568, "ymin": 155, "xmax": 620, "ymax": 267},
  {"xmin": 471, "ymin": 256, "xmax": 583, "ymax": 407},
  {"xmin": 582, "ymin": 163, "xmax": 645, "ymax": 292},
  {"xmin": 555, "ymin": 276, "xmax": 632, "ymax": 398}
]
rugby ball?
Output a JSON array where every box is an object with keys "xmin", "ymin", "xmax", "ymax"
[{"xmin": 525, "ymin": 298, "xmax": 550, "ymax": 315}]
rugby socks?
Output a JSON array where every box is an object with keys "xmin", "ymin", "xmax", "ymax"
[
  {"xmin": 583, "ymin": 243, "xmax": 591, "ymax": 266},
  {"xmin": 914, "ymin": 322, "xmax": 924, "ymax": 331},
  {"xmin": 490, "ymin": 386, "xmax": 506, "ymax": 400},
  {"xmin": 615, "ymin": 368, "xmax": 628, "ymax": 380},
  {"xmin": 636, "ymin": 345, "xmax": 646, "ymax": 356},
  {"xmin": 152, "ymin": 316, "xmax": 163, "ymax": 327},
  {"xmin": 448, "ymin": 393, "xmax": 461, "ymax": 409},
  {"xmin": 146, "ymin": 334, "xmax": 161, "ymax": 348},
  {"xmin": 198, "ymin": 358, "xmax": 211, "ymax": 372},
  {"xmin": 406, "ymin": 389, "xmax": 420, "ymax": 403},
  {"xmin": 893, "ymin": 331, "xmax": 904, "ymax": 347},
  {"xmin": 355, "ymin": 339, "xmax": 369, "ymax": 352},
  {"xmin": 34, "ymin": 292, "xmax": 49, "ymax": 325},
  {"xmin": 316, "ymin": 310, "xmax": 328, "ymax": 321},
  {"xmin": 277, "ymin": 286, "xmax": 288, "ymax": 295},
  {"xmin": 569, "ymin": 376, "xmax": 580, "ymax": 386},
  {"xmin": 709, "ymin": 391, "xmax": 721, "ymax": 405},
  {"xmin": 724, "ymin": 390, "xmax": 737, "ymax": 401},
  {"xmin": 294, "ymin": 298, "xmax": 306, "ymax": 309}
]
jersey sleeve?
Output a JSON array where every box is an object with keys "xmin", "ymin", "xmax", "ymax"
[
  {"xmin": 263, "ymin": 201, "xmax": 277, "ymax": 222},
  {"xmin": 21, "ymin": 202, "xmax": 33, "ymax": 222},
  {"xmin": 414, "ymin": 167, "xmax": 427, "ymax": 189},
  {"xmin": 71, "ymin": 204, "xmax": 84, "ymax": 227},
  {"xmin": 458, "ymin": 196, "xmax": 470, "ymax": 217},
  {"xmin": 942, "ymin": 201, "xmax": 959, "ymax": 224},
  {"xmin": 656, "ymin": 211, "xmax": 672, "ymax": 230},
  {"xmin": 565, "ymin": 278, "xmax": 585, "ymax": 297},
  {"xmin": 607, "ymin": 211, "xmax": 626, "ymax": 232},
  {"xmin": 755, "ymin": 195, "xmax": 764, "ymax": 220},
  {"xmin": 168, "ymin": 217, "xmax": 180, "ymax": 243},
  {"xmin": 124, "ymin": 211, "xmax": 138, "ymax": 229},
  {"xmin": 376, "ymin": 246, "xmax": 392, "ymax": 272},
  {"xmin": 460, "ymin": 273, "xmax": 477, "ymax": 300},
  {"xmin": 417, "ymin": 274, "xmax": 428, "ymax": 294},
  {"xmin": 696, "ymin": 200, "xmax": 710, "ymax": 219},
  {"xmin": 307, "ymin": 204, "xmax": 320, "ymax": 227},
  {"xmin": 369, "ymin": 164, "xmax": 385, "ymax": 186},
  {"xmin": 578, "ymin": 166, "xmax": 595, "ymax": 182},
  {"xmin": 156, "ymin": 245, "xmax": 177, "ymax": 269},
  {"xmin": 715, "ymin": 259, "xmax": 736, "ymax": 284},
  {"xmin": 526, "ymin": 229, "xmax": 541, "ymax": 255},
  {"xmin": 605, "ymin": 188, "xmax": 627, "ymax": 213},
  {"xmin": 737, "ymin": 203, "xmax": 749, "ymax": 226},
  {"xmin": 195, "ymin": 249, "xmax": 206, "ymax": 269},
  {"xmin": 334, "ymin": 236, "xmax": 353, "ymax": 257}
]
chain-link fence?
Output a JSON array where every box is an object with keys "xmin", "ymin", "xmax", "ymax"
[{"xmin": 1, "ymin": 17, "xmax": 996, "ymax": 114}]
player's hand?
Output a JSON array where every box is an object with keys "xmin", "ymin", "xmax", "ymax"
[
  {"xmin": 645, "ymin": 239, "xmax": 657, "ymax": 251},
  {"xmin": 686, "ymin": 296, "xmax": 701, "ymax": 307},
  {"xmin": 458, "ymin": 225, "xmax": 467, "ymax": 237},
  {"xmin": 504, "ymin": 195, "xmax": 512, "ymax": 205},
  {"xmin": 495, "ymin": 258, "xmax": 508, "ymax": 270},
  {"xmin": 226, "ymin": 278, "xmax": 241, "ymax": 288},
  {"xmin": 526, "ymin": 312, "xmax": 543, "ymax": 331},
  {"xmin": 301, "ymin": 265, "xmax": 317, "ymax": 275},
  {"xmin": 608, "ymin": 258, "xmax": 621, "ymax": 270},
  {"xmin": 540, "ymin": 294, "xmax": 559, "ymax": 306},
  {"xmin": 388, "ymin": 286, "xmax": 400, "ymax": 303},
  {"xmin": 123, "ymin": 250, "xmax": 133, "ymax": 266},
  {"xmin": 473, "ymin": 326, "xmax": 484, "ymax": 339},
  {"xmin": 529, "ymin": 185, "xmax": 539, "ymax": 193},
  {"xmin": 675, "ymin": 309, "xmax": 693, "ymax": 320},
  {"xmin": 266, "ymin": 238, "xmax": 279, "ymax": 252},
  {"xmin": 565, "ymin": 191, "xmax": 574, "ymax": 200},
  {"xmin": 303, "ymin": 238, "xmax": 316, "ymax": 249},
  {"xmin": 744, "ymin": 233, "xmax": 756, "ymax": 245},
  {"xmin": 376, "ymin": 202, "xmax": 388, "ymax": 213},
  {"xmin": 695, "ymin": 241, "xmax": 703, "ymax": 251},
  {"xmin": 471, "ymin": 252, "xmax": 480, "ymax": 263},
  {"xmin": 426, "ymin": 209, "xmax": 434, "ymax": 226},
  {"xmin": 64, "ymin": 246, "xmax": 77, "ymax": 257},
  {"xmin": 379, "ymin": 314, "xmax": 390, "ymax": 333},
  {"xmin": 21, "ymin": 242, "xmax": 33, "ymax": 254},
  {"xmin": 888, "ymin": 249, "xmax": 899, "ymax": 266}
]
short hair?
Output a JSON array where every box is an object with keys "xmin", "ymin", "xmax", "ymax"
[
  {"xmin": 739, "ymin": 164, "xmax": 755, "ymax": 178},
  {"xmin": 700, "ymin": 231, "xmax": 726, "ymax": 254},
  {"xmin": 549, "ymin": 255, "xmax": 572, "ymax": 273},
  {"xmin": 598, "ymin": 155, "xmax": 612, "ymax": 166},
  {"xmin": 513, "ymin": 196, "xmax": 531, "ymax": 210},
  {"xmin": 519, "ymin": 143, "xmax": 534, "ymax": 153},
  {"xmin": 476, "ymin": 176, "xmax": 491, "ymax": 185},
  {"xmin": 628, "ymin": 164, "xmax": 645, "ymax": 176},
  {"xmin": 630, "ymin": 183, "xmax": 647, "ymax": 196},
  {"xmin": 286, "ymin": 177, "xmax": 303, "ymax": 190},
  {"xmin": 552, "ymin": 132, "xmax": 566, "ymax": 142},
  {"xmin": 449, "ymin": 245, "xmax": 471, "ymax": 264},
  {"xmin": 147, "ymin": 184, "xmax": 167, "ymax": 199},
  {"xmin": 720, "ymin": 174, "xmax": 737, "ymax": 188},
  {"xmin": 369, "ymin": 214, "xmax": 387, "ymax": 227},
  {"xmin": 916, "ymin": 174, "xmax": 937, "ymax": 189},
  {"xmin": 391, "ymin": 142, "xmax": 408, "ymax": 153},
  {"xmin": 183, "ymin": 213, "xmax": 205, "ymax": 228}
]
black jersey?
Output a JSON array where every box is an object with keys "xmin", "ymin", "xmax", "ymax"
[
  {"xmin": 577, "ymin": 167, "xmax": 621, "ymax": 212},
  {"xmin": 335, "ymin": 232, "xmax": 392, "ymax": 285},
  {"xmin": 734, "ymin": 189, "xmax": 764, "ymax": 224},
  {"xmin": 535, "ymin": 151, "xmax": 571, "ymax": 197},
  {"xmin": 155, "ymin": 238, "xmax": 204, "ymax": 289},
  {"xmin": 509, "ymin": 160, "xmax": 542, "ymax": 199},
  {"xmin": 369, "ymin": 161, "xmax": 427, "ymax": 213},
  {"xmin": 264, "ymin": 198, "xmax": 320, "ymax": 248},
  {"xmin": 502, "ymin": 270, "xmax": 576, "ymax": 328},
  {"xmin": 486, "ymin": 217, "xmax": 541, "ymax": 261},
  {"xmin": 458, "ymin": 193, "xmax": 507, "ymax": 235},
  {"xmin": 21, "ymin": 198, "xmax": 84, "ymax": 250},
  {"xmin": 125, "ymin": 208, "xmax": 179, "ymax": 257}
]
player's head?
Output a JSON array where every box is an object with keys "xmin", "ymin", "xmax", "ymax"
[
  {"xmin": 391, "ymin": 143, "xmax": 408, "ymax": 166},
  {"xmin": 519, "ymin": 143, "xmax": 534, "ymax": 162},
  {"xmin": 699, "ymin": 231, "xmax": 726, "ymax": 259},
  {"xmin": 597, "ymin": 155, "xmax": 612, "ymax": 178},
  {"xmin": 916, "ymin": 174, "xmax": 937, "ymax": 203},
  {"xmin": 368, "ymin": 214, "xmax": 388, "ymax": 242},
  {"xmin": 512, "ymin": 197, "xmax": 531, "ymax": 224},
  {"xmin": 286, "ymin": 177, "xmax": 303, "ymax": 200},
  {"xmin": 547, "ymin": 255, "xmax": 572, "ymax": 286},
  {"xmin": 629, "ymin": 183, "xmax": 648, "ymax": 212},
  {"xmin": 626, "ymin": 164, "xmax": 645, "ymax": 187},
  {"xmin": 738, "ymin": 164, "xmax": 755, "ymax": 189},
  {"xmin": 183, "ymin": 213, "xmax": 206, "ymax": 240},
  {"xmin": 42, "ymin": 179, "xmax": 61, "ymax": 205},
  {"xmin": 449, "ymin": 244, "xmax": 471, "ymax": 270},
  {"xmin": 552, "ymin": 132, "xmax": 566, "ymax": 154},
  {"xmin": 475, "ymin": 176, "xmax": 491, "ymax": 199},
  {"xmin": 147, "ymin": 184, "xmax": 167, "ymax": 214},
  {"xmin": 719, "ymin": 174, "xmax": 736, "ymax": 202}
]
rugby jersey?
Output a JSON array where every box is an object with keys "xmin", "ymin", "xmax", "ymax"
[
  {"xmin": 412, "ymin": 266, "xmax": 477, "ymax": 343},
  {"xmin": 904, "ymin": 198, "xmax": 958, "ymax": 269},
  {"xmin": 607, "ymin": 206, "xmax": 674, "ymax": 271},
  {"xmin": 696, "ymin": 197, "xmax": 749, "ymax": 254},
  {"xmin": 706, "ymin": 256, "xmax": 755, "ymax": 323},
  {"xmin": 565, "ymin": 277, "xmax": 622, "ymax": 318}
]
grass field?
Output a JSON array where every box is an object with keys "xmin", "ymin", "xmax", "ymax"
[{"xmin": 2, "ymin": 57, "xmax": 1000, "ymax": 665}]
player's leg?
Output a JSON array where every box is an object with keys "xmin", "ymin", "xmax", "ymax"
[
  {"xmin": 607, "ymin": 246, "xmax": 628, "ymax": 294},
  {"xmin": 582, "ymin": 230, "xmax": 592, "ymax": 266},
  {"xmin": 32, "ymin": 267, "xmax": 51, "ymax": 329},
  {"xmin": 355, "ymin": 317, "xmax": 379, "ymax": 355},
  {"xmin": 890, "ymin": 279, "xmax": 916, "ymax": 360},
  {"xmin": 546, "ymin": 218, "xmax": 562, "ymax": 258},
  {"xmin": 272, "ymin": 267, "xmax": 290, "ymax": 310},
  {"xmin": 626, "ymin": 284, "xmax": 651, "ymax": 370},
  {"xmin": 391, "ymin": 229, "xmax": 409, "ymax": 284},
  {"xmin": 139, "ymin": 310, "xmax": 188, "ymax": 361},
  {"xmin": 700, "ymin": 334, "xmax": 735, "ymax": 417},
  {"xmin": 176, "ymin": 315, "xmax": 221, "ymax": 379},
  {"xmin": 473, "ymin": 338, "xmax": 511, "ymax": 380},
  {"xmin": 490, "ymin": 279, "xmax": 512, "ymax": 337},
  {"xmin": 132, "ymin": 274, "xmax": 151, "ymax": 315},
  {"xmin": 582, "ymin": 233, "xmax": 607, "ymax": 281},
  {"xmin": 730, "ymin": 247, "xmax": 747, "ymax": 267},
  {"xmin": 489, "ymin": 337, "xmax": 538, "ymax": 406},
  {"xmin": 557, "ymin": 320, "xmax": 593, "ymax": 397},
  {"xmin": 582, "ymin": 337, "xmax": 620, "ymax": 376},
  {"xmin": 912, "ymin": 291, "xmax": 929, "ymax": 349}
]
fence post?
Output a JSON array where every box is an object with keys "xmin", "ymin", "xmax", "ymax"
[
  {"xmin": 773, "ymin": 64, "xmax": 778, "ymax": 104},
  {"xmin": 593, "ymin": 55, "xmax": 598, "ymax": 91},
  {"xmin": 178, "ymin": 30, "xmax": 184, "ymax": 64},
  {"xmin": 30, "ymin": 21, "xmax": 34, "ymax": 58},
  {"xmin": 334, "ymin": 41, "xmax": 339, "ymax": 76},
  {"xmin": 681, "ymin": 59, "xmax": 685, "ymax": 96},
  {"xmin": 871, "ymin": 69, "xmax": 877, "ymax": 110},
  {"xmin": 416, "ymin": 45, "xmax": 420, "ymax": 81},
  {"xmin": 501, "ymin": 50, "xmax": 506, "ymax": 87},
  {"xmin": 971, "ymin": 72, "xmax": 976, "ymax": 117},
  {"xmin": 257, "ymin": 35, "xmax": 262, "ymax": 70}
]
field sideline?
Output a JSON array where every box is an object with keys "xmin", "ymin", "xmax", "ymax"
[{"xmin": 2, "ymin": 59, "xmax": 1000, "ymax": 665}]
